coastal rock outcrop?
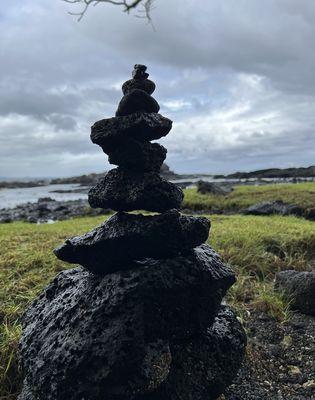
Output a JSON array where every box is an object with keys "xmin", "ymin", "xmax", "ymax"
[{"xmin": 18, "ymin": 64, "xmax": 246, "ymax": 400}]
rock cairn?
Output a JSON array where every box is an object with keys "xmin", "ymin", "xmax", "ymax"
[{"xmin": 18, "ymin": 65, "xmax": 246, "ymax": 400}]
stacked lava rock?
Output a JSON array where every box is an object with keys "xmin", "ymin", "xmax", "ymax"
[{"xmin": 18, "ymin": 65, "xmax": 246, "ymax": 400}]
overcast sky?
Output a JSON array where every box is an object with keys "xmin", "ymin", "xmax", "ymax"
[{"xmin": 0, "ymin": 0, "xmax": 314, "ymax": 177}]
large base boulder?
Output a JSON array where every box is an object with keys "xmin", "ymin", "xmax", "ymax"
[
  {"xmin": 88, "ymin": 169, "xmax": 183, "ymax": 212},
  {"xmin": 19, "ymin": 247, "xmax": 237, "ymax": 400},
  {"xmin": 138, "ymin": 307, "xmax": 246, "ymax": 400}
]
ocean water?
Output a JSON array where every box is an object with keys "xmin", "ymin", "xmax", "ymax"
[{"xmin": 0, "ymin": 184, "xmax": 88, "ymax": 209}]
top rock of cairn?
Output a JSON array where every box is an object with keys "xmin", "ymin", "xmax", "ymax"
[
  {"xmin": 54, "ymin": 65, "xmax": 210, "ymax": 275},
  {"xmin": 122, "ymin": 64, "xmax": 156, "ymax": 95}
]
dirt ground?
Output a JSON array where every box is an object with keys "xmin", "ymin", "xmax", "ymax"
[{"xmin": 222, "ymin": 311, "xmax": 315, "ymax": 400}]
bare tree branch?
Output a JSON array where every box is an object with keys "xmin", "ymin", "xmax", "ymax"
[{"xmin": 62, "ymin": 0, "xmax": 154, "ymax": 22}]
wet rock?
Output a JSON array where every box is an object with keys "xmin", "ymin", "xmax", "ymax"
[
  {"xmin": 19, "ymin": 249, "xmax": 235, "ymax": 400},
  {"xmin": 139, "ymin": 306, "xmax": 246, "ymax": 400},
  {"xmin": 116, "ymin": 89, "xmax": 160, "ymax": 117},
  {"xmin": 122, "ymin": 78, "xmax": 155, "ymax": 95},
  {"xmin": 275, "ymin": 270, "xmax": 315, "ymax": 316},
  {"xmin": 244, "ymin": 200, "xmax": 304, "ymax": 216},
  {"xmin": 197, "ymin": 180, "xmax": 233, "ymax": 195},
  {"xmin": 54, "ymin": 210, "xmax": 210, "ymax": 274},
  {"xmin": 108, "ymin": 140, "xmax": 167, "ymax": 172},
  {"xmin": 91, "ymin": 113, "xmax": 172, "ymax": 153},
  {"xmin": 88, "ymin": 168, "xmax": 183, "ymax": 212}
]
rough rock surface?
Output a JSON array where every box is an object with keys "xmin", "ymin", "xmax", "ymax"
[
  {"xmin": 116, "ymin": 89, "xmax": 160, "ymax": 117},
  {"xmin": 197, "ymin": 180, "xmax": 233, "ymax": 195},
  {"xmin": 18, "ymin": 381, "xmax": 35, "ymax": 400},
  {"xmin": 244, "ymin": 200, "xmax": 303, "ymax": 216},
  {"xmin": 108, "ymin": 140, "xmax": 167, "ymax": 172},
  {"xmin": 122, "ymin": 78, "xmax": 155, "ymax": 95},
  {"xmin": 88, "ymin": 168, "xmax": 184, "ymax": 212},
  {"xmin": 139, "ymin": 306, "xmax": 246, "ymax": 400},
  {"xmin": 54, "ymin": 210, "xmax": 210, "ymax": 274},
  {"xmin": 91, "ymin": 113, "xmax": 172, "ymax": 153},
  {"xmin": 275, "ymin": 270, "xmax": 315, "ymax": 316},
  {"xmin": 19, "ymin": 248, "xmax": 236, "ymax": 400}
]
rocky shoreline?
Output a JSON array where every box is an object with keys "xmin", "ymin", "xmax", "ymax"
[
  {"xmin": 1, "ymin": 197, "xmax": 314, "ymax": 223},
  {"xmin": 0, "ymin": 197, "xmax": 110, "ymax": 223}
]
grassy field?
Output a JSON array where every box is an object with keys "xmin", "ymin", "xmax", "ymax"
[
  {"xmin": 0, "ymin": 210, "xmax": 314, "ymax": 399},
  {"xmin": 182, "ymin": 181, "xmax": 315, "ymax": 211}
]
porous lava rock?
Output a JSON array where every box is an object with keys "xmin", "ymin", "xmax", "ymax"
[
  {"xmin": 88, "ymin": 169, "xmax": 183, "ymax": 212},
  {"xmin": 108, "ymin": 140, "xmax": 167, "ymax": 172},
  {"xmin": 244, "ymin": 200, "xmax": 303, "ymax": 216},
  {"xmin": 19, "ymin": 64, "xmax": 246, "ymax": 400},
  {"xmin": 19, "ymin": 247, "xmax": 235, "ymax": 400},
  {"xmin": 275, "ymin": 270, "xmax": 315, "ymax": 316},
  {"xmin": 54, "ymin": 210, "xmax": 210, "ymax": 274},
  {"xmin": 91, "ymin": 113, "xmax": 172, "ymax": 153},
  {"xmin": 116, "ymin": 89, "xmax": 160, "ymax": 117},
  {"xmin": 138, "ymin": 306, "xmax": 247, "ymax": 400},
  {"xmin": 122, "ymin": 78, "xmax": 156, "ymax": 95},
  {"xmin": 197, "ymin": 180, "xmax": 233, "ymax": 195}
]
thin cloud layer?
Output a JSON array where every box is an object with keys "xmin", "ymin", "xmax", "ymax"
[{"xmin": 0, "ymin": 0, "xmax": 314, "ymax": 177}]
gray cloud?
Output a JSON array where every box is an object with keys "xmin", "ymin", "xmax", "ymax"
[{"xmin": 0, "ymin": 0, "xmax": 314, "ymax": 177}]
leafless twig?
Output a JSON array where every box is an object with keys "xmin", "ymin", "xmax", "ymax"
[{"xmin": 62, "ymin": 0, "xmax": 154, "ymax": 22}]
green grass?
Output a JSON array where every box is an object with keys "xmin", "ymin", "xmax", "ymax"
[
  {"xmin": 0, "ymin": 213, "xmax": 315, "ymax": 398},
  {"xmin": 182, "ymin": 182, "xmax": 315, "ymax": 211}
]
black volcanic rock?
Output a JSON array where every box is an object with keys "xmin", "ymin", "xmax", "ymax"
[
  {"xmin": 116, "ymin": 89, "xmax": 160, "ymax": 117},
  {"xmin": 122, "ymin": 78, "xmax": 155, "ymax": 95},
  {"xmin": 132, "ymin": 64, "xmax": 149, "ymax": 79},
  {"xmin": 108, "ymin": 140, "xmax": 167, "ymax": 172},
  {"xmin": 20, "ymin": 65, "xmax": 245, "ymax": 400},
  {"xmin": 88, "ymin": 168, "xmax": 183, "ymax": 212},
  {"xmin": 139, "ymin": 306, "xmax": 246, "ymax": 400},
  {"xmin": 197, "ymin": 180, "xmax": 233, "ymax": 195},
  {"xmin": 275, "ymin": 270, "xmax": 315, "ymax": 316},
  {"xmin": 54, "ymin": 210, "xmax": 210, "ymax": 274},
  {"xmin": 244, "ymin": 200, "xmax": 303, "ymax": 216},
  {"xmin": 91, "ymin": 113, "xmax": 172, "ymax": 153},
  {"xmin": 19, "ymin": 246, "xmax": 236, "ymax": 400}
]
